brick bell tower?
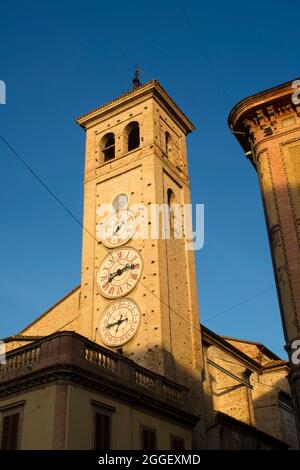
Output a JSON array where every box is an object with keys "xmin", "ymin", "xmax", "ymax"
[
  {"xmin": 228, "ymin": 78, "xmax": 300, "ymax": 435},
  {"xmin": 75, "ymin": 78, "xmax": 204, "ymax": 431}
]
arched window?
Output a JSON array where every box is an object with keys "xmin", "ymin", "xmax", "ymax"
[
  {"xmin": 101, "ymin": 133, "xmax": 115, "ymax": 162},
  {"xmin": 165, "ymin": 131, "xmax": 173, "ymax": 157},
  {"xmin": 167, "ymin": 188, "xmax": 176, "ymax": 207},
  {"xmin": 125, "ymin": 121, "xmax": 140, "ymax": 152},
  {"xmin": 167, "ymin": 188, "xmax": 177, "ymax": 236}
]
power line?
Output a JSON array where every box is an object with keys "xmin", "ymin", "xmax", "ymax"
[
  {"xmin": 177, "ymin": 0, "xmax": 231, "ymax": 104},
  {"xmin": 0, "ymin": 134, "xmax": 95, "ymax": 242},
  {"xmin": 0, "ymin": 133, "xmax": 199, "ymax": 332},
  {"xmin": 0, "ymin": 133, "xmax": 275, "ymax": 333},
  {"xmin": 204, "ymin": 285, "xmax": 275, "ymax": 323}
]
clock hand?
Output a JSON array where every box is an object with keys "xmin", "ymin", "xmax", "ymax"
[
  {"xmin": 107, "ymin": 317, "xmax": 125, "ymax": 330},
  {"xmin": 108, "ymin": 272, "xmax": 117, "ymax": 282},
  {"xmin": 119, "ymin": 263, "xmax": 132, "ymax": 274},
  {"xmin": 106, "ymin": 320, "xmax": 118, "ymax": 330},
  {"xmin": 115, "ymin": 316, "xmax": 128, "ymax": 333},
  {"xmin": 115, "ymin": 315, "xmax": 123, "ymax": 333},
  {"xmin": 112, "ymin": 221, "xmax": 125, "ymax": 236},
  {"xmin": 108, "ymin": 264, "xmax": 128, "ymax": 281},
  {"xmin": 108, "ymin": 270, "xmax": 121, "ymax": 282},
  {"xmin": 108, "ymin": 267, "xmax": 125, "ymax": 282},
  {"xmin": 107, "ymin": 314, "xmax": 123, "ymax": 329},
  {"xmin": 108, "ymin": 263, "xmax": 135, "ymax": 282}
]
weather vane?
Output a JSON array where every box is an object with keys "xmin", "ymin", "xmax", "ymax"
[{"xmin": 132, "ymin": 64, "xmax": 143, "ymax": 89}]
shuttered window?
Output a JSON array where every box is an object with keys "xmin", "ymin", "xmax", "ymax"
[
  {"xmin": 141, "ymin": 426, "xmax": 157, "ymax": 450},
  {"xmin": 94, "ymin": 412, "xmax": 111, "ymax": 450},
  {"xmin": 1, "ymin": 413, "xmax": 20, "ymax": 450}
]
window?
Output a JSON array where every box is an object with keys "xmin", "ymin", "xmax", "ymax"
[
  {"xmin": 0, "ymin": 401, "xmax": 24, "ymax": 450},
  {"xmin": 1, "ymin": 413, "xmax": 20, "ymax": 450},
  {"xmin": 141, "ymin": 425, "xmax": 157, "ymax": 451},
  {"xmin": 101, "ymin": 133, "xmax": 115, "ymax": 162},
  {"xmin": 125, "ymin": 121, "xmax": 140, "ymax": 152},
  {"xmin": 94, "ymin": 412, "xmax": 111, "ymax": 450},
  {"xmin": 170, "ymin": 435, "xmax": 185, "ymax": 451},
  {"xmin": 167, "ymin": 188, "xmax": 177, "ymax": 236},
  {"xmin": 165, "ymin": 131, "xmax": 173, "ymax": 157},
  {"xmin": 91, "ymin": 401, "xmax": 114, "ymax": 450},
  {"xmin": 167, "ymin": 188, "xmax": 176, "ymax": 207}
]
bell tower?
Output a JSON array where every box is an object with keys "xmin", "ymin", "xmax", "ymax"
[{"xmin": 76, "ymin": 80, "xmax": 203, "ymax": 393}]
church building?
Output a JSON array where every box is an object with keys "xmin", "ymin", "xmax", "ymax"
[{"xmin": 0, "ymin": 79, "xmax": 298, "ymax": 450}]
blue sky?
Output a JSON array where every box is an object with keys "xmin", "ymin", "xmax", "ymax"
[{"xmin": 1, "ymin": 0, "xmax": 299, "ymax": 357}]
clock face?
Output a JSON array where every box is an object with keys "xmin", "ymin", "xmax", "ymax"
[
  {"xmin": 96, "ymin": 247, "xmax": 143, "ymax": 299},
  {"xmin": 101, "ymin": 209, "xmax": 135, "ymax": 248},
  {"xmin": 99, "ymin": 298, "xmax": 141, "ymax": 347}
]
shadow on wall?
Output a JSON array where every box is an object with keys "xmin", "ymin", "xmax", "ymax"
[
  {"xmin": 0, "ymin": 330, "xmax": 298, "ymax": 450},
  {"xmin": 202, "ymin": 342, "xmax": 298, "ymax": 449}
]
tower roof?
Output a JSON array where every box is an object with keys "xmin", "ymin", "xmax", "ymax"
[{"xmin": 76, "ymin": 79, "xmax": 195, "ymax": 134}]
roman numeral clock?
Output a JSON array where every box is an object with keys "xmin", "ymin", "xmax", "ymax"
[{"xmin": 96, "ymin": 204, "xmax": 143, "ymax": 348}]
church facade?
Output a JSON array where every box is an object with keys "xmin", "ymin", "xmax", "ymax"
[{"xmin": 0, "ymin": 80, "xmax": 298, "ymax": 450}]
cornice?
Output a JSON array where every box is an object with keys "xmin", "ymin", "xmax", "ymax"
[
  {"xmin": 228, "ymin": 78, "xmax": 299, "ymax": 129},
  {"xmin": 228, "ymin": 78, "xmax": 300, "ymax": 153},
  {"xmin": 76, "ymin": 80, "xmax": 195, "ymax": 134},
  {"xmin": 0, "ymin": 363, "xmax": 198, "ymax": 427},
  {"xmin": 2, "ymin": 335, "xmax": 44, "ymax": 343},
  {"xmin": 262, "ymin": 360, "xmax": 289, "ymax": 372},
  {"xmin": 201, "ymin": 324, "xmax": 262, "ymax": 372}
]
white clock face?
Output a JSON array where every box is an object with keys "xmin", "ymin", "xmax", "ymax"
[
  {"xmin": 99, "ymin": 299, "xmax": 141, "ymax": 347},
  {"xmin": 101, "ymin": 209, "xmax": 135, "ymax": 248},
  {"xmin": 96, "ymin": 247, "xmax": 143, "ymax": 299}
]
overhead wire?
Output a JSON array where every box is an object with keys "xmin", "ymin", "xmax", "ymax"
[{"xmin": 0, "ymin": 134, "xmax": 276, "ymax": 335}]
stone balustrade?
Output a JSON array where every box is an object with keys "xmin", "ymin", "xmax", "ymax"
[{"xmin": 0, "ymin": 331, "xmax": 189, "ymax": 409}]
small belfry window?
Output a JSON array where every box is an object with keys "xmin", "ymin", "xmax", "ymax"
[
  {"xmin": 101, "ymin": 133, "xmax": 115, "ymax": 162},
  {"xmin": 125, "ymin": 121, "xmax": 140, "ymax": 152},
  {"xmin": 167, "ymin": 188, "xmax": 178, "ymax": 238},
  {"xmin": 165, "ymin": 131, "xmax": 173, "ymax": 157}
]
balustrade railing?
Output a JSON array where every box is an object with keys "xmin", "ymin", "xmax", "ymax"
[
  {"xmin": 1, "ymin": 333, "xmax": 188, "ymax": 407},
  {"xmin": 0, "ymin": 345, "xmax": 40, "ymax": 372},
  {"xmin": 84, "ymin": 346, "xmax": 118, "ymax": 374}
]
